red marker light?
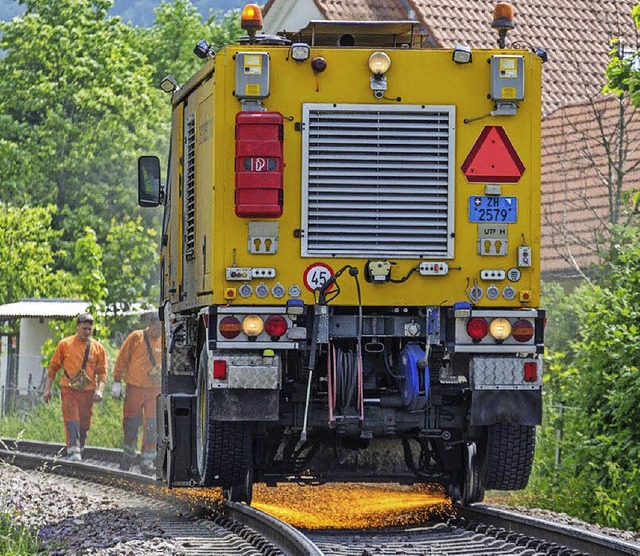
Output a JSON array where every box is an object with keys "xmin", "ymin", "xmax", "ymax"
[
  {"xmin": 523, "ymin": 361, "xmax": 537, "ymax": 382},
  {"xmin": 466, "ymin": 317, "xmax": 489, "ymax": 342},
  {"xmin": 265, "ymin": 315, "xmax": 288, "ymax": 338},
  {"xmin": 213, "ymin": 359, "xmax": 227, "ymax": 380}
]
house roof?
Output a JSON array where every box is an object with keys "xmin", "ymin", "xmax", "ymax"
[
  {"xmin": 265, "ymin": 0, "xmax": 638, "ymax": 117},
  {"xmin": 0, "ymin": 299, "xmax": 89, "ymax": 320},
  {"xmin": 540, "ymin": 95, "xmax": 640, "ymax": 276},
  {"xmin": 263, "ymin": 0, "xmax": 411, "ymax": 21}
]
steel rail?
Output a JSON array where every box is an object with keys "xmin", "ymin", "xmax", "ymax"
[
  {"xmin": 458, "ymin": 504, "xmax": 640, "ymax": 556},
  {"xmin": 4, "ymin": 438, "xmax": 639, "ymax": 556},
  {"xmin": 0, "ymin": 440, "xmax": 323, "ymax": 556}
]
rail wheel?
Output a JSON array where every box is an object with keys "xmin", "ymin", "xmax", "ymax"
[
  {"xmin": 195, "ymin": 347, "xmax": 253, "ymax": 487},
  {"xmin": 224, "ymin": 465, "xmax": 254, "ymax": 505},
  {"xmin": 460, "ymin": 441, "xmax": 486, "ymax": 504},
  {"xmin": 484, "ymin": 422, "xmax": 535, "ymax": 490},
  {"xmin": 450, "ymin": 441, "xmax": 486, "ymax": 506}
]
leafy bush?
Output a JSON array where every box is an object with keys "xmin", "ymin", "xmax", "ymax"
[{"xmin": 519, "ymin": 235, "xmax": 640, "ymax": 531}]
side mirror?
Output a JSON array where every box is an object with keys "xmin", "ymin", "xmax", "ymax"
[{"xmin": 138, "ymin": 156, "xmax": 162, "ymax": 207}]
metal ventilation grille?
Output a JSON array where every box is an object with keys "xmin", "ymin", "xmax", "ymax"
[
  {"xmin": 183, "ymin": 116, "xmax": 196, "ymax": 260},
  {"xmin": 302, "ymin": 104, "xmax": 455, "ymax": 258}
]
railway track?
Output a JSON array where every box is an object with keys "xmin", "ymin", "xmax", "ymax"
[
  {"xmin": 0, "ymin": 437, "xmax": 322, "ymax": 556},
  {"xmin": 2, "ymin": 438, "xmax": 639, "ymax": 555}
]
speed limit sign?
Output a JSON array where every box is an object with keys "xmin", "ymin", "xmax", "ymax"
[{"xmin": 303, "ymin": 263, "xmax": 335, "ymax": 292}]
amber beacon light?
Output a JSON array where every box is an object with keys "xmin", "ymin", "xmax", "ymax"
[
  {"xmin": 242, "ymin": 4, "xmax": 263, "ymax": 39},
  {"xmin": 491, "ymin": 2, "xmax": 515, "ymax": 48}
]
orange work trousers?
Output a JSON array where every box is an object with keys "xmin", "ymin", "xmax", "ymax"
[
  {"xmin": 61, "ymin": 387, "xmax": 95, "ymax": 448},
  {"xmin": 123, "ymin": 384, "xmax": 160, "ymax": 452}
]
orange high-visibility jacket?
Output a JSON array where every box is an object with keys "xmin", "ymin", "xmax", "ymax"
[
  {"xmin": 113, "ymin": 328, "xmax": 162, "ymax": 388},
  {"xmin": 48, "ymin": 335, "xmax": 108, "ymax": 389}
]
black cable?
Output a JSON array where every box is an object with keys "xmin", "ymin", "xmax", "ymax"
[
  {"xmin": 317, "ymin": 265, "xmax": 350, "ymax": 305},
  {"xmin": 389, "ymin": 265, "xmax": 419, "ymax": 284}
]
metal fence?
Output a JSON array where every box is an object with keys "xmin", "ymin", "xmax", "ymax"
[{"xmin": 1, "ymin": 353, "xmax": 48, "ymax": 418}]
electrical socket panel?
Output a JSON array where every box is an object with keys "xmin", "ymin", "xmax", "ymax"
[
  {"xmin": 419, "ymin": 262, "xmax": 449, "ymax": 276},
  {"xmin": 480, "ymin": 269, "xmax": 506, "ymax": 281},
  {"xmin": 251, "ymin": 267, "xmax": 276, "ymax": 279},
  {"xmin": 226, "ymin": 267, "xmax": 252, "ymax": 280},
  {"xmin": 518, "ymin": 246, "xmax": 532, "ymax": 267},
  {"xmin": 226, "ymin": 267, "xmax": 276, "ymax": 280}
]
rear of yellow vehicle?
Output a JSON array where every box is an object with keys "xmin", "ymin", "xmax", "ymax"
[{"xmin": 138, "ymin": 3, "xmax": 545, "ymax": 505}]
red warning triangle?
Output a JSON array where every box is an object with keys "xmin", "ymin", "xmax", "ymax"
[{"xmin": 461, "ymin": 126, "xmax": 525, "ymax": 183}]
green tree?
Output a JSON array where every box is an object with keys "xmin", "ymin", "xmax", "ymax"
[
  {"xmin": 0, "ymin": 203, "xmax": 77, "ymax": 304},
  {"xmin": 0, "ymin": 0, "xmax": 165, "ymax": 258},
  {"xmin": 103, "ymin": 215, "xmax": 159, "ymax": 311},
  {"xmin": 140, "ymin": 0, "xmax": 242, "ymax": 87},
  {"xmin": 605, "ymin": 4, "xmax": 640, "ymax": 104}
]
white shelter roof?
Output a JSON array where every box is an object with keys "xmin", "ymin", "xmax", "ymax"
[
  {"xmin": 0, "ymin": 299, "xmax": 89, "ymax": 320},
  {"xmin": 0, "ymin": 299, "xmax": 154, "ymax": 321}
]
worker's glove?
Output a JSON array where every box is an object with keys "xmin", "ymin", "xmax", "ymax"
[{"xmin": 111, "ymin": 382, "xmax": 122, "ymax": 399}]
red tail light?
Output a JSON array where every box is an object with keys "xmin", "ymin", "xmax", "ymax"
[
  {"xmin": 467, "ymin": 317, "xmax": 489, "ymax": 342},
  {"xmin": 235, "ymin": 111, "xmax": 284, "ymax": 218},
  {"xmin": 265, "ymin": 315, "xmax": 288, "ymax": 338},
  {"xmin": 213, "ymin": 359, "xmax": 227, "ymax": 380},
  {"xmin": 512, "ymin": 319, "xmax": 534, "ymax": 342},
  {"xmin": 219, "ymin": 316, "xmax": 242, "ymax": 339}
]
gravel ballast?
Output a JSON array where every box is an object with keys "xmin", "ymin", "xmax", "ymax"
[{"xmin": 0, "ymin": 462, "xmax": 185, "ymax": 555}]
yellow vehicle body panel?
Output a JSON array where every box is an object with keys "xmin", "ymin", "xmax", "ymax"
[{"xmin": 165, "ymin": 45, "xmax": 541, "ymax": 312}]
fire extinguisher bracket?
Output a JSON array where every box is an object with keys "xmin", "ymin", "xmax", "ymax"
[{"xmin": 235, "ymin": 111, "xmax": 284, "ymax": 218}]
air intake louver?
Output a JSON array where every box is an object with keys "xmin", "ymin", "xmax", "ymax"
[
  {"xmin": 302, "ymin": 104, "xmax": 455, "ymax": 258},
  {"xmin": 184, "ymin": 116, "xmax": 196, "ymax": 260}
]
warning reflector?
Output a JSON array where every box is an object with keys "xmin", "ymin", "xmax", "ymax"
[{"xmin": 461, "ymin": 126, "xmax": 525, "ymax": 183}]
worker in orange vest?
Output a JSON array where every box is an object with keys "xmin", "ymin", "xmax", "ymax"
[
  {"xmin": 112, "ymin": 312, "xmax": 162, "ymax": 474},
  {"xmin": 43, "ymin": 313, "xmax": 107, "ymax": 461}
]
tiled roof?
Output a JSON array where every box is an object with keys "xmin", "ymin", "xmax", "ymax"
[
  {"xmin": 540, "ymin": 96, "xmax": 640, "ymax": 276},
  {"xmin": 263, "ymin": 0, "xmax": 410, "ymax": 21},
  {"xmin": 316, "ymin": 0, "xmax": 409, "ymax": 20}
]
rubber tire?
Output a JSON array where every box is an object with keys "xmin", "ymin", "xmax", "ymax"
[
  {"xmin": 485, "ymin": 423, "xmax": 535, "ymax": 490},
  {"xmin": 195, "ymin": 347, "xmax": 253, "ymax": 487}
]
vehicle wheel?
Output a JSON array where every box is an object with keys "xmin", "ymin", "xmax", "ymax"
[
  {"xmin": 224, "ymin": 465, "xmax": 254, "ymax": 505},
  {"xmin": 461, "ymin": 441, "xmax": 486, "ymax": 504},
  {"xmin": 195, "ymin": 346, "xmax": 253, "ymax": 487},
  {"xmin": 485, "ymin": 422, "xmax": 535, "ymax": 490},
  {"xmin": 449, "ymin": 441, "xmax": 485, "ymax": 506}
]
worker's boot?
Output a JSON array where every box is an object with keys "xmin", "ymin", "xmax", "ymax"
[
  {"xmin": 66, "ymin": 421, "xmax": 82, "ymax": 461},
  {"xmin": 79, "ymin": 427, "xmax": 88, "ymax": 456},
  {"xmin": 120, "ymin": 441, "xmax": 137, "ymax": 471},
  {"xmin": 120, "ymin": 417, "xmax": 141, "ymax": 471},
  {"xmin": 139, "ymin": 450, "xmax": 155, "ymax": 476},
  {"xmin": 67, "ymin": 446, "xmax": 82, "ymax": 462}
]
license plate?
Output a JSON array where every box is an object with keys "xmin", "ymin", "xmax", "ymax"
[{"xmin": 468, "ymin": 196, "xmax": 517, "ymax": 223}]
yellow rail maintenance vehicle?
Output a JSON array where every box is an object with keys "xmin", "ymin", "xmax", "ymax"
[{"xmin": 138, "ymin": 2, "xmax": 546, "ymax": 505}]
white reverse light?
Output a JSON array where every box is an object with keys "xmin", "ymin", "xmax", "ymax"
[
  {"xmin": 291, "ymin": 43, "xmax": 310, "ymax": 62},
  {"xmin": 452, "ymin": 44, "xmax": 472, "ymax": 64}
]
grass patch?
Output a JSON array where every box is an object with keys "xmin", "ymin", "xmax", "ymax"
[
  {"xmin": 0, "ymin": 511, "xmax": 40, "ymax": 555},
  {"xmin": 1, "ymin": 389, "xmax": 124, "ymax": 449}
]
